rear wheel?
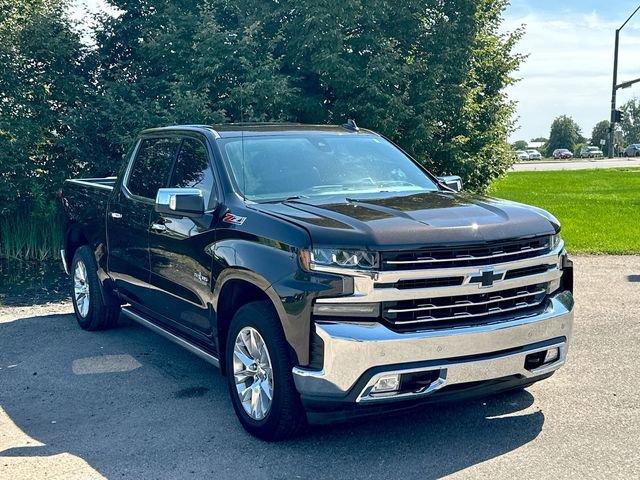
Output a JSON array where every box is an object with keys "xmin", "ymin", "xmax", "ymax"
[
  {"xmin": 225, "ymin": 301, "xmax": 307, "ymax": 441},
  {"xmin": 71, "ymin": 246, "xmax": 120, "ymax": 330}
]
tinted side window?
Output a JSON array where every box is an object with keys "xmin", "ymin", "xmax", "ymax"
[
  {"xmin": 170, "ymin": 138, "xmax": 214, "ymax": 201},
  {"xmin": 127, "ymin": 137, "xmax": 181, "ymax": 199}
]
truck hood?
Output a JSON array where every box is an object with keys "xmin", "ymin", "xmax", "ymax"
[{"xmin": 251, "ymin": 192, "xmax": 559, "ymax": 249}]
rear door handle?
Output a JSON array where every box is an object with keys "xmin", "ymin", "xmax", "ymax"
[
  {"xmin": 110, "ymin": 212, "xmax": 122, "ymax": 219},
  {"xmin": 150, "ymin": 223, "xmax": 166, "ymax": 232}
]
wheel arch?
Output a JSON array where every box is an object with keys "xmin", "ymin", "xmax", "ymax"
[
  {"xmin": 213, "ymin": 270, "xmax": 301, "ymax": 372},
  {"xmin": 64, "ymin": 222, "xmax": 89, "ymax": 268}
]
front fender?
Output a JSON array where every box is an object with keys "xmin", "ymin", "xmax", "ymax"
[
  {"xmin": 211, "ymin": 238, "xmax": 340, "ymax": 366},
  {"xmin": 211, "ymin": 237, "xmax": 312, "ymax": 364}
]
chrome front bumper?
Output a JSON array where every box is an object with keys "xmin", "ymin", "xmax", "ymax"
[{"xmin": 293, "ymin": 290, "xmax": 573, "ymax": 401}]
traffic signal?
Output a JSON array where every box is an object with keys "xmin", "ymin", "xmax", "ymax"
[{"xmin": 614, "ymin": 109, "xmax": 625, "ymax": 123}]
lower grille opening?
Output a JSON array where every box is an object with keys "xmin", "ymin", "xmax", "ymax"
[
  {"xmin": 524, "ymin": 351, "xmax": 546, "ymax": 370},
  {"xmin": 399, "ymin": 370, "xmax": 441, "ymax": 393}
]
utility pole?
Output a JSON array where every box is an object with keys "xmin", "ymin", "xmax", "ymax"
[
  {"xmin": 609, "ymin": 29, "xmax": 619, "ymax": 158},
  {"xmin": 609, "ymin": 4, "xmax": 640, "ymax": 158}
]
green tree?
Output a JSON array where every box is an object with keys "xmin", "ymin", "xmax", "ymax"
[
  {"xmin": 620, "ymin": 98, "xmax": 640, "ymax": 145},
  {"xmin": 512, "ymin": 140, "xmax": 528, "ymax": 150},
  {"xmin": 590, "ymin": 120, "xmax": 610, "ymax": 152},
  {"xmin": 0, "ymin": 0, "xmax": 524, "ymax": 231},
  {"xmin": 90, "ymin": 0, "xmax": 523, "ymax": 192},
  {"xmin": 546, "ymin": 115, "xmax": 582, "ymax": 156},
  {"xmin": 0, "ymin": 0, "xmax": 91, "ymax": 217}
]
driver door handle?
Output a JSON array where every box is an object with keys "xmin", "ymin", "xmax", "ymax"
[
  {"xmin": 110, "ymin": 212, "xmax": 122, "ymax": 219},
  {"xmin": 150, "ymin": 223, "xmax": 167, "ymax": 232}
]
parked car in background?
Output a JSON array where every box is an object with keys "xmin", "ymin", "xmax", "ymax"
[
  {"xmin": 552, "ymin": 149, "xmax": 573, "ymax": 159},
  {"xmin": 515, "ymin": 150, "xmax": 530, "ymax": 161},
  {"xmin": 579, "ymin": 146, "xmax": 604, "ymax": 159},
  {"xmin": 623, "ymin": 144, "xmax": 640, "ymax": 157},
  {"xmin": 526, "ymin": 149, "xmax": 542, "ymax": 160}
]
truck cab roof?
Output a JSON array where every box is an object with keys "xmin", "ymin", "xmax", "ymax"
[{"xmin": 140, "ymin": 123, "xmax": 378, "ymax": 138}]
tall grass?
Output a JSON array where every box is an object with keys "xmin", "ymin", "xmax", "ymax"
[{"xmin": 0, "ymin": 212, "xmax": 63, "ymax": 261}]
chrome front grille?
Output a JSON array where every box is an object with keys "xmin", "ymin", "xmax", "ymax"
[
  {"xmin": 383, "ymin": 283, "xmax": 548, "ymax": 329},
  {"xmin": 314, "ymin": 237, "xmax": 566, "ymax": 332},
  {"xmin": 381, "ymin": 236, "xmax": 552, "ymax": 270}
]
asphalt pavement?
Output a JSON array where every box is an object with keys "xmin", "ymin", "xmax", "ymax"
[
  {"xmin": 511, "ymin": 157, "xmax": 640, "ymax": 171},
  {"xmin": 1, "ymin": 255, "xmax": 639, "ymax": 479}
]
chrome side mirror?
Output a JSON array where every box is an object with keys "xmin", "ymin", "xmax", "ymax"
[
  {"xmin": 155, "ymin": 188, "xmax": 205, "ymax": 217},
  {"xmin": 437, "ymin": 175, "xmax": 463, "ymax": 192}
]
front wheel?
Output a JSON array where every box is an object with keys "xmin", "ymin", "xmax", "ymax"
[{"xmin": 225, "ymin": 301, "xmax": 307, "ymax": 441}]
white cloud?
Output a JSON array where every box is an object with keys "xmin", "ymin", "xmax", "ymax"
[{"xmin": 504, "ymin": 10, "xmax": 640, "ymax": 141}]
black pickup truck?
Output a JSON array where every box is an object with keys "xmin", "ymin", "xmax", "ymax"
[{"xmin": 60, "ymin": 123, "xmax": 574, "ymax": 440}]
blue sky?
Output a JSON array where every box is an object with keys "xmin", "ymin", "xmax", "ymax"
[
  {"xmin": 73, "ymin": 1, "xmax": 640, "ymax": 142},
  {"xmin": 505, "ymin": 0, "xmax": 640, "ymax": 141}
]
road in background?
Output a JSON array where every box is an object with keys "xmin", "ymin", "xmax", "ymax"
[
  {"xmin": 512, "ymin": 157, "xmax": 640, "ymax": 171},
  {"xmin": 1, "ymin": 256, "xmax": 639, "ymax": 479}
]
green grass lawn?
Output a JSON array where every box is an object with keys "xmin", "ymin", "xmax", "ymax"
[{"xmin": 489, "ymin": 168, "xmax": 640, "ymax": 254}]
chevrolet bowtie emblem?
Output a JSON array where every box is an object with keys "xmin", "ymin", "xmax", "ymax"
[{"xmin": 469, "ymin": 269, "xmax": 505, "ymax": 288}]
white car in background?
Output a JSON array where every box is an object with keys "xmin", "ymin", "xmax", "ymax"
[
  {"xmin": 526, "ymin": 149, "xmax": 542, "ymax": 160},
  {"xmin": 515, "ymin": 150, "xmax": 530, "ymax": 161}
]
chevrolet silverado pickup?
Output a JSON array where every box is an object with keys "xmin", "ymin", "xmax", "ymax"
[{"xmin": 60, "ymin": 123, "xmax": 574, "ymax": 441}]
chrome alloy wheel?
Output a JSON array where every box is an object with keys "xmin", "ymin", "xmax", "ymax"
[
  {"xmin": 73, "ymin": 260, "xmax": 90, "ymax": 318},
  {"xmin": 233, "ymin": 327, "xmax": 274, "ymax": 420}
]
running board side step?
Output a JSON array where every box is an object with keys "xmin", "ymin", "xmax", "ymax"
[{"xmin": 121, "ymin": 308, "xmax": 220, "ymax": 368}]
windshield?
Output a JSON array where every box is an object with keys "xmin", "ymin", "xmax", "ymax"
[{"xmin": 219, "ymin": 134, "xmax": 439, "ymax": 201}]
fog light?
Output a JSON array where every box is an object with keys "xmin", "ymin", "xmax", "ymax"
[
  {"xmin": 371, "ymin": 374, "xmax": 400, "ymax": 394},
  {"xmin": 544, "ymin": 347, "xmax": 560, "ymax": 364}
]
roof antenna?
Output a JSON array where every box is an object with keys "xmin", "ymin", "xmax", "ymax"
[{"xmin": 342, "ymin": 118, "xmax": 359, "ymax": 132}]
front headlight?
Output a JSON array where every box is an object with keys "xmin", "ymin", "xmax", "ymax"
[
  {"xmin": 550, "ymin": 233, "xmax": 562, "ymax": 250},
  {"xmin": 300, "ymin": 248, "xmax": 379, "ymax": 271}
]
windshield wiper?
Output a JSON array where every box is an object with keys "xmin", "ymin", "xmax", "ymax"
[{"xmin": 259, "ymin": 195, "xmax": 309, "ymax": 204}]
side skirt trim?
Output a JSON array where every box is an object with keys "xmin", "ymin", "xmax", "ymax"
[{"xmin": 121, "ymin": 307, "xmax": 220, "ymax": 368}]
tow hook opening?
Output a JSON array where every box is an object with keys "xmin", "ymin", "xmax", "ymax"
[
  {"xmin": 400, "ymin": 370, "xmax": 442, "ymax": 394},
  {"xmin": 525, "ymin": 347, "xmax": 560, "ymax": 371}
]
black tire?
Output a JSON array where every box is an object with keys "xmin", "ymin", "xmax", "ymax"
[
  {"xmin": 225, "ymin": 301, "xmax": 307, "ymax": 441},
  {"xmin": 70, "ymin": 245, "xmax": 120, "ymax": 331}
]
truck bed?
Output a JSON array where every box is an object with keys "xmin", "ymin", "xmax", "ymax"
[
  {"xmin": 65, "ymin": 177, "xmax": 117, "ymax": 191},
  {"xmin": 61, "ymin": 177, "xmax": 117, "ymax": 256}
]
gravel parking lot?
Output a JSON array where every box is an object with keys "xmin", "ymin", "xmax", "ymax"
[{"xmin": 1, "ymin": 256, "xmax": 639, "ymax": 479}]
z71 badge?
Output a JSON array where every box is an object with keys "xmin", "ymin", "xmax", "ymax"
[{"xmin": 222, "ymin": 212, "xmax": 247, "ymax": 225}]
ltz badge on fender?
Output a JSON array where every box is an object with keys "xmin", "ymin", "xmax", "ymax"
[
  {"xmin": 222, "ymin": 212, "xmax": 247, "ymax": 225},
  {"xmin": 193, "ymin": 271, "xmax": 209, "ymax": 285}
]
